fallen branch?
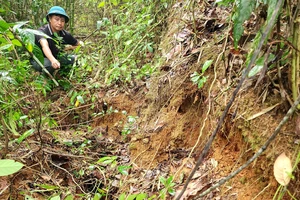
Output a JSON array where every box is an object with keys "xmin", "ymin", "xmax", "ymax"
[
  {"xmin": 175, "ymin": 0, "xmax": 284, "ymax": 199},
  {"xmin": 199, "ymin": 93, "xmax": 300, "ymax": 197}
]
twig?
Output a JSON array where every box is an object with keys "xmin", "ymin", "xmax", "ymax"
[
  {"xmin": 253, "ymin": 183, "xmax": 271, "ymax": 200},
  {"xmin": 145, "ymin": 141, "xmax": 163, "ymax": 174},
  {"xmin": 43, "ymin": 148, "xmax": 94, "ymax": 160},
  {"xmin": 175, "ymin": 0, "xmax": 284, "ymax": 199},
  {"xmin": 49, "ymin": 159, "xmax": 87, "ymax": 194},
  {"xmin": 0, "ymin": 185, "xmax": 9, "ymax": 195},
  {"xmin": 199, "ymin": 93, "xmax": 300, "ymax": 197},
  {"xmin": 0, "ymin": 116, "xmax": 8, "ymax": 158}
]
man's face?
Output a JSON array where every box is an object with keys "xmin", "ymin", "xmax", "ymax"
[{"xmin": 49, "ymin": 15, "xmax": 66, "ymax": 32}]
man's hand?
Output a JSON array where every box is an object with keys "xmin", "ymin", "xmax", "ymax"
[
  {"xmin": 64, "ymin": 41, "xmax": 84, "ymax": 51},
  {"xmin": 51, "ymin": 59, "xmax": 60, "ymax": 69}
]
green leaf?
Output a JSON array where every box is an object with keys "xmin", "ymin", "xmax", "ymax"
[
  {"xmin": 0, "ymin": 8, "xmax": 6, "ymax": 13},
  {"xmin": 97, "ymin": 156, "xmax": 117, "ymax": 164},
  {"xmin": 198, "ymin": 76, "xmax": 208, "ymax": 89},
  {"xmin": 110, "ymin": 0, "xmax": 119, "ymax": 6},
  {"xmin": 11, "ymin": 39, "xmax": 22, "ymax": 47},
  {"xmin": 115, "ymin": 31, "xmax": 123, "ymax": 40},
  {"xmin": 168, "ymin": 188, "xmax": 176, "ymax": 196},
  {"xmin": 98, "ymin": 1, "xmax": 106, "ymax": 8},
  {"xmin": 0, "ymin": 159, "xmax": 23, "ymax": 176},
  {"xmin": 64, "ymin": 194, "xmax": 74, "ymax": 200},
  {"xmin": 0, "ymin": 44, "xmax": 12, "ymax": 51},
  {"xmin": 136, "ymin": 193, "xmax": 147, "ymax": 200},
  {"xmin": 13, "ymin": 21, "xmax": 29, "ymax": 32},
  {"xmin": 127, "ymin": 194, "xmax": 137, "ymax": 200},
  {"xmin": 76, "ymin": 95, "xmax": 84, "ymax": 104},
  {"xmin": 23, "ymin": 29, "xmax": 51, "ymax": 39},
  {"xmin": 36, "ymin": 184, "xmax": 59, "ymax": 190},
  {"xmin": 191, "ymin": 74, "xmax": 200, "ymax": 84},
  {"xmin": 233, "ymin": 0, "xmax": 255, "ymax": 48},
  {"xmin": 117, "ymin": 165, "xmax": 131, "ymax": 175},
  {"xmin": 49, "ymin": 195, "xmax": 60, "ymax": 200},
  {"xmin": 0, "ymin": 20, "xmax": 10, "ymax": 31},
  {"xmin": 166, "ymin": 175, "xmax": 174, "ymax": 185},
  {"xmin": 267, "ymin": 0, "xmax": 278, "ymax": 23},
  {"xmin": 17, "ymin": 129, "xmax": 35, "ymax": 144},
  {"xmin": 159, "ymin": 176, "xmax": 166, "ymax": 185},
  {"xmin": 202, "ymin": 60, "xmax": 213, "ymax": 73},
  {"xmin": 118, "ymin": 193, "xmax": 126, "ymax": 200},
  {"xmin": 93, "ymin": 193, "xmax": 101, "ymax": 200},
  {"xmin": 33, "ymin": 45, "xmax": 44, "ymax": 64},
  {"xmin": 124, "ymin": 40, "xmax": 132, "ymax": 46},
  {"xmin": 26, "ymin": 42, "xmax": 33, "ymax": 52}
]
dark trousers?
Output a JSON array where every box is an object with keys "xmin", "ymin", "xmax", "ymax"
[{"xmin": 31, "ymin": 54, "xmax": 76, "ymax": 76}]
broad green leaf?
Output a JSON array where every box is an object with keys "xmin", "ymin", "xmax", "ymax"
[
  {"xmin": 159, "ymin": 176, "xmax": 166, "ymax": 185},
  {"xmin": 17, "ymin": 129, "xmax": 35, "ymax": 144},
  {"xmin": 93, "ymin": 193, "xmax": 101, "ymax": 200},
  {"xmin": 166, "ymin": 175, "xmax": 174, "ymax": 185},
  {"xmin": 233, "ymin": 0, "xmax": 255, "ymax": 48},
  {"xmin": 23, "ymin": 29, "xmax": 51, "ymax": 39},
  {"xmin": 190, "ymin": 72, "xmax": 200, "ymax": 83},
  {"xmin": 198, "ymin": 76, "xmax": 208, "ymax": 89},
  {"xmin": 136, "ymin": 193, "xmax": 147, "ymax": 200},
  {"xmin": 11, "ymin": 39, "xmax": 22, "ymax": 47},
  {"xmin": 0, "ymin": 159, "xmax": 23, "ymax": 176},
  {"xmin": 124, "ymin": 40, "xmax": 132, "ymax": 46},
  {"xmin": 33, "ymin": 45, "xmax": 44, "ymax": 64},
  {"xmin": 168, "ymin": 188, "xmax": 176, "ymax": 196},
  {"xmin": 117, "ymin": 165, "xmax": 131, "ymax": 175},
  {"xmin": 248, "ymin": 54, "xmax": 275, "ymax": 77},
  {"xmin": 115, "ymin": 31, "xmax": 123, "ymax": 40},
  {"xmin": 202, "ymin": 60, "xmax": 213, "ymax": 73},
  {"xmin": 111, "ymin": 0, "xmax": 119, "ymax": 6},
  {"xmin": 76, "ymin": 95, "xmax": 84, "ymax": 104},
  {"xmin": 0, "ymin": 20, "xmax": 10, "ymax": 31},
  {"xmin": 98, "ymin": 1, "xmax": 106, "ymax": 8},
  {"xmin": 118, "ymin": 193, "xmax": 126, "ymax": 200},
  {"xmin": 26, "ymin": 42, "xmax": 33, "ymax": 52},
  {"xmin": 127, "ymin": 194, "xmax": 137, "ymax": 200},
  {"xmin": 267, "ymin": 0, "xmax": 278, "ymax": 23},
  {"xmin": 0, "ymin": 44, "xmax": 12, "ymax": 51},
  {"xmin": 13, "ymin": 21, "xmax": 29, "ymax": 32},
  {"xmin": 147, "ymin": 44, "xmax": 153, "ymax": 53},
  {"xmin": 248, "ymin": 65, "xmax": 263, "ymax": 77}
]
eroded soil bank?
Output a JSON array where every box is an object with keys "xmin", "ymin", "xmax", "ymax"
[{"xmin": 1, "ymin": 1, "xmax": 300, "ymax": 200}]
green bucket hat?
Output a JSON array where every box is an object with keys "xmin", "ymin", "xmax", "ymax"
[{"xmin": 46, "ymin": 6, "xmax": 69, "ymax": 23}]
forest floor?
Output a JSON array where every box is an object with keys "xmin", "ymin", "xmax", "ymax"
[{"xmin": 1, "ymin": 1, "xmax": 300, "ymax": 200}]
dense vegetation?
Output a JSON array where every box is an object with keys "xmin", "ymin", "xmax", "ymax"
[{"xmin": 0, "ymin": 0, "xmax": 300, "ymax": 199}]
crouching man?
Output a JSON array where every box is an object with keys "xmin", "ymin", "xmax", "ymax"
[{"xmin": 31, "ymin": 6, "xmax": 80, "ymax": 76}]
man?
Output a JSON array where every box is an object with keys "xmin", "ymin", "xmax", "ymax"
[{"xmin": 31, "ymin": 6, "xmax": 79, "ymax": 76}]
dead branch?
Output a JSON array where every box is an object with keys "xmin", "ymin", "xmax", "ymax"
[{"xmin": 199, "ymin": 92, "xmax": 300, "ymax": 197}]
